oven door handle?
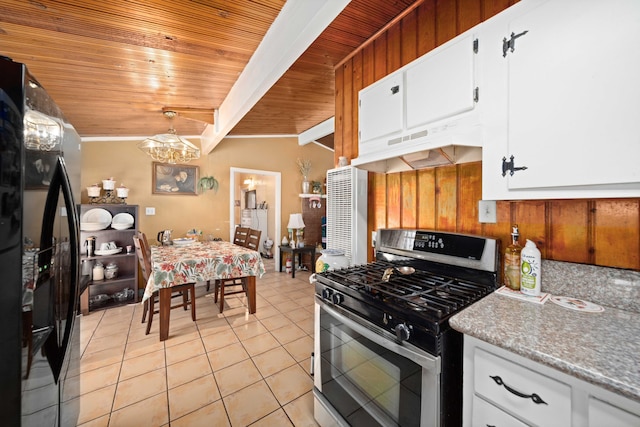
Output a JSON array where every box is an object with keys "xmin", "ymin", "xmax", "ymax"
[{"xmin": 317, "ymin": 297, "xmax": 441, "ymax": 373}]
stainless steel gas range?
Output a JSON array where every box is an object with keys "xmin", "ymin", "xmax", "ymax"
[{"xmin": 313, "ymin": 229, "xmax": 499, "ymax": 427}]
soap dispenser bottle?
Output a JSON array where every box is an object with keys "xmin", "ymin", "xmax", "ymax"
[
  {"xmin": 520, "ymin": 239, "xmax": 542, "ymax": 296},
  {"xmin": 504, "ymin": 224, "xmax": 522, "ymax": 290}
]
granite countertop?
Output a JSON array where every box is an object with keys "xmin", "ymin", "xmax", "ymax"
[{"xmin": 450, "ymin": 260, "xmax": 640, "ymax": 402}]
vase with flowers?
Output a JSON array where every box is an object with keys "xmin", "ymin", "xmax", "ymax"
[{"xmin": 296, "ymin": 158, "xmax": 312, "ymax": 194}]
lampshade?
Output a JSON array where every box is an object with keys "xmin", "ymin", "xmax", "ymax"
[
  {"xmin": 287, "ymin": 213, "xmax": 305, "ymax": 229},
  {"xmin": 138, "ymin": 111, "xmax": 200, "ymax": 164}
]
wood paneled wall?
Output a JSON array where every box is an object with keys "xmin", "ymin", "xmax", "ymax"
[{"xmin": 334, "ymin": 0, "xmax": 640, "ymax": 271}]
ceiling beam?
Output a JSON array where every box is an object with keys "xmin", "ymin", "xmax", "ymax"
[
  {"xmin": 298, "ymin": 116, "xmax": 335, "ymax": 145},
  {"xmin": 162, "ymin": 107, "xmax": 215, "ymax": 125},
  {"xmin": 200, "ymin": 0, "xmax": 351, "ymax": 154}
]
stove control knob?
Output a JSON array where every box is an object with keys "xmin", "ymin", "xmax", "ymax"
[
  {"xmin": 394, "ymin": 323, "xmax": 411, "ymax": 342},
  {"xmin": 332, "ymin": 293, "xmax": 344, "ymax": 305},
  {"xmin": 322, "ymin": 288, "xmax": 333, "ymax": 300}
]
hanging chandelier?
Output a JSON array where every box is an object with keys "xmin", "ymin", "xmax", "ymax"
[{"xmin": 138, "ymin": 110, "xmax": 200, "ymax": 164}]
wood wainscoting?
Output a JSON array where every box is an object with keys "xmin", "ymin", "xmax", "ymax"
[{"xmin": 367, "ymin": 162, "xmax": 640, "ymax": 271}]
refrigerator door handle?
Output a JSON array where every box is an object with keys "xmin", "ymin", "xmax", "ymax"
[{"xmin": 40, "ymin": 156, "xmax": 80, "ymax": 382}]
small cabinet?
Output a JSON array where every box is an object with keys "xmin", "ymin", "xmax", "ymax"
[
  {"xmin": 358, "ymin": 72, "xmax": 403, "ymax": 147},
  {"xmin": 405, "ymin": 33, "xmax": 477, "ymax": 130},
  {"xmin": 473, "ymin": 347, "xmax": 571, "ymax": 426},
  {"xmin": 589, "ymin": 396, "xmax": 640, "ymax": 427},
  {"xmin": 78, "ymin": 204, "xmax": 139, "ymax": 314},
  {"xmin": 481, "ymin": 0, "xmax": 640, "ymax": 199},
  {"xmin": 357, "ymin": 28, "xmax": 480, "ymax": 166},
  {"xmin": 463, "ymin": 336, "xmax": 640, "ymax": 427}
]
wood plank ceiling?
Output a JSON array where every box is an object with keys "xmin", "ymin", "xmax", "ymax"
[{"xmin": 0, "ymin": 0, "xmax": 416, "ymax": 142}]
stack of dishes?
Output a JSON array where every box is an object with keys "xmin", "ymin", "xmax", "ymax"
[
  {"xmin": 81, "ymin": 208, "xmax": 112, "ymax": 231},
  {"xmin": 111, "ymin": 213, "xmax": 134, "ymax": 230},
  {"xmin": 172, "ymin": 238, "xmax": 196, "ymax": 247}
]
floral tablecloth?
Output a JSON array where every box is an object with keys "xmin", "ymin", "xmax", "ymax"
[{"xmin": 143, "ymin": 241, "xmax": 266, "ymax": 302}]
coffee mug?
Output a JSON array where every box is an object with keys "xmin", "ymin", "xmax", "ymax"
[{"xmin": 339, "ymin": 156, "xmax": 348, "ymax": 167}]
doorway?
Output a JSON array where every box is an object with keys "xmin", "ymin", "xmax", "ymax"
[{"xmin": 229, "ymin": 167, "xmax": 282, "ymax": 268}]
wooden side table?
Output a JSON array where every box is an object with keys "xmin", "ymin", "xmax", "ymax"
[{"xmin": 279, "ymin": 245, "xmax": 316, "ymax": 278}]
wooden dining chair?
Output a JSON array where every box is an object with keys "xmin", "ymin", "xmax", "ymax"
[
  {"xmin": 206, "ymin": 226, "xmax": 250, "ymax": 292},
  {"xmin": 205, "ymin": 226, "xmax": 257, "ymax": 312},
  {"xmin": 244, "ymin": 228, "xmax": 262, "ymax": 252},
  {"xmin": 133, "ymin": 234, "xmax": 196, "ymax": 335},
  {"xmin": 233, "ymin": 226, "xmax": 250, "ymax": 246}
]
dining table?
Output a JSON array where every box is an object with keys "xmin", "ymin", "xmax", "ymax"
[{"xmin": 143, "ymin": 240, "xmax": 266, "ymax": 341}]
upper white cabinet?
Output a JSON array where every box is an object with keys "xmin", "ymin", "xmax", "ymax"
[
  {"xmin": 358, "ymin": 72, "xmax": 403, "ymax": 147},
  {"xmin": 405, "ymin": 34, "xmax": 476, "ymax": 130},
  {"xmin": 356, "ymin": 30, "xmax": 481, "ymax": 166},
  {"xmin": 481, "ymin": 0, "xmax": 640, "ymax": 199}
]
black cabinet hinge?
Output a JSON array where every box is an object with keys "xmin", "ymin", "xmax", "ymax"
[
  {"xmin": 502, "ymin": 30, "xmax": 529, "ymax": 57},
  {"xmin": 502, "ymin": 155, "xmax": 528, "ymax": 176}
]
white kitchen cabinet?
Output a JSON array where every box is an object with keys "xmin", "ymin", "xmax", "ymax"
[
  {"xmin": 355, "ymin": 27, "xmax": 483, "ymax": 171},
  {"xmin": 472, "ymin": 395, "xmax": 528, "ymax": 427},
  {"xmin": 463, "ymin": 336, "xmax": 640, "ymax": 427},
  {"xmin": 358, "ymin": 72, "xmax": 403, "ymax": 147},
  {"xmin": 481, "ymin": 0, "xmax": 640, "ymax": 200},
  {"xmin": 589, "ymin": 396, "xmax": 640, "ymax": 427},
  {"xmin": 474, "ymin": 347, "xmax": 571, "ymax": 426},
  {"xmin": 405, "ymin": 34, "xmax": 477, "ymax": 130}
]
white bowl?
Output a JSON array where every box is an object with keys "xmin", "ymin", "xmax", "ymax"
[
  {"xmin": 112, "ymin": 213, "xmax": 134, "ymax": 229},
  {"xmin": 87, "ymin": 186, "xmax": 101, "ymax": 197},
  {"xmin": 116, "ymin": 187, "xmax": 129, "ymax": 198},
  {"xmin": 102, "ymin": 179, "xmax": 116, "ymax": 190},
  {"xmin": 111, "ymin": 223, "xmax": 133, "ymax": 230}
]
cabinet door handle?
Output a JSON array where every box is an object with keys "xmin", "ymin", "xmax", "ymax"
[
  {"xmin": 490, "ymin": 375, "xmax": 548, "ymax": 405},
  {"xmin": 390, "ymin": 85, "xmax": 400, "ymax": 95}
]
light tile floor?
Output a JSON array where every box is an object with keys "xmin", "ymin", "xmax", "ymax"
[{"xmin": 69, "ymin": 258, "xmax": 319, "ymax": 427}]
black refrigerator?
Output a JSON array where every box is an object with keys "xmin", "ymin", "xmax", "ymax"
[{"xmin": 0, "ymin": 56, "xmax": 82, "ymax": 426}]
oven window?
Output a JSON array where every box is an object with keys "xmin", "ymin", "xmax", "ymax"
[{"xmin": 318, "ymin": 306, "xmax": 423, "ymax": 426}]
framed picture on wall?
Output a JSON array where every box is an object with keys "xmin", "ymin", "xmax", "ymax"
[
  {"xmin": 25, "ymin": 150, "xmax": 58, "ymax": 190},
  {"xmin": 152, "ymin": 162, "xmax": 199, "ymax": 195}
]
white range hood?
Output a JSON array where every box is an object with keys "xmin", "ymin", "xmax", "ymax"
[{"xmin": 351, "ymin": 120, "xmax": 483, "ymax": 173}]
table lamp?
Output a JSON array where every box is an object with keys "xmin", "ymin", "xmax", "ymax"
[{"xmin": 287, "ymin": 213, "xmax": 305, "ymax": 248}]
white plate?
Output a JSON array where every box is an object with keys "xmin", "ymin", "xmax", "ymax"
[
  {"xmin": 82, "ymin": 208, "xmax": 112, "ymax": 224},
  {"xmin": 550, "ymin": 296, "xmax": 604, "ymax": 313},
  {"xmin": 172, "ymin": 238, "xmax": 195, "ymax": 247},
  {"xmin": 80, "ymin": 222, "xmax": 110, "ymax": 231},
  {"xmin": 112, "ymin": 212, "xmax": 134, "ymax": 227},
  {"xmin": 94, "ymin": 247, "xmax": 123, "ymax": 256}
]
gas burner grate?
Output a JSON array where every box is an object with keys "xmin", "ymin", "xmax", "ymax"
[{"xmin": 321, "ymin": 261, "xmax": 493, "ymax": 319}]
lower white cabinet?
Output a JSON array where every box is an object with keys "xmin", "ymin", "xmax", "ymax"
[
  {"xmin": 474, "ymin": 347, "xmax": 571, "ymax": 426},
  {"xmin": 463, "ymin": 336, "xmax": 640, "ymax": 426},
  {"xmin": 472, "ymin": 395, "xmax": 528, "ymax": 427},
  {"xmin": 589, "ymin": 396, "xmax": 640, "ymax": 427}
]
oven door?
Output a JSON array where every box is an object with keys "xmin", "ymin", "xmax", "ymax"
[{"xmin": 314, "ymin": 297, "xmax": 441, "ymax": 427}]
